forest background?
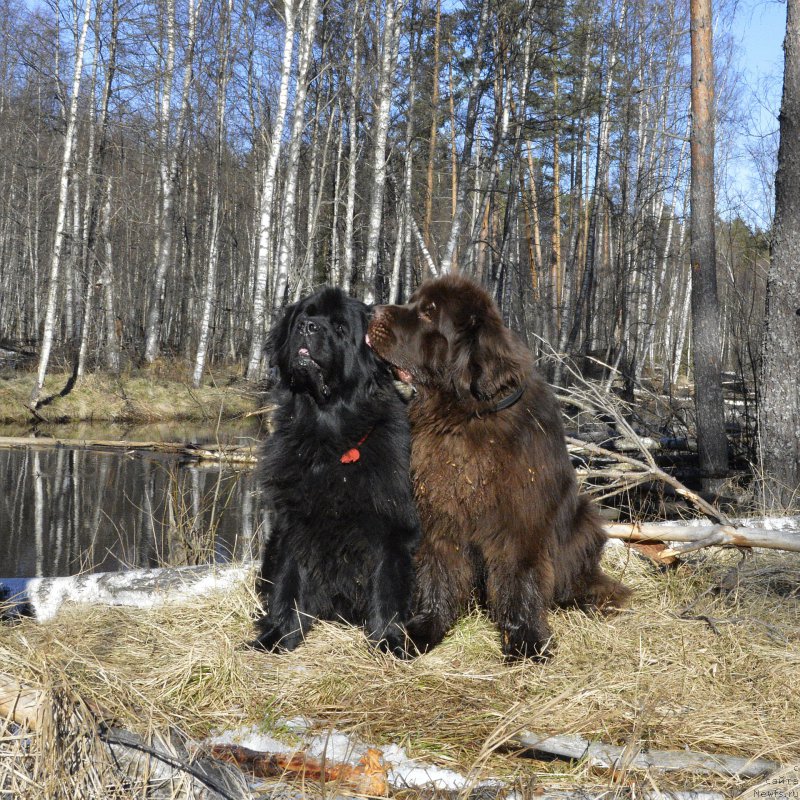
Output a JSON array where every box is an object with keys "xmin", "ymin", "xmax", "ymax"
[{"xmin": 0, "ymin": 0, "xmax": 792, "ymax": 497}]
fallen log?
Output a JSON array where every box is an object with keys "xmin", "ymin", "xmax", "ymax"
[
  {"xmin": 511, "ymin": 730, "xmax": 779, "ymax": 779},
  {"xmin": 0, "ymin": 564, "xmax": 253, "ymax": 621},
  {"xmin": 208, "ymin": 743, "xmax": 389, "ymax": 796},
  {"xmin": 0, "ymin": 435, "xmax": 256, "ymax": 464},
  {"xmin": 606, "ymin": 522, "xmax": 800, "ymax": 554},
  {"xmin": 0, "ymin": 672, "xmax": 41, "ymax": 729}
]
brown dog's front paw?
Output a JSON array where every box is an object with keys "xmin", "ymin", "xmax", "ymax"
[
  {"xmin": 501, "ymin": 626, "xmax": 554, "ymax": 662},
  {"xmin": 405, "ymin": 613, "xmax": 447, "ymax": 655}
]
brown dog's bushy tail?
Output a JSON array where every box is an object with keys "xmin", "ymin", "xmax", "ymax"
[
  {"xmin": 555, "ymin": 495, "xmax": 632, "ymax": 613},
  {"xmin": 580, "ymin": 568, "xmax": 632, "ymax": 613}
]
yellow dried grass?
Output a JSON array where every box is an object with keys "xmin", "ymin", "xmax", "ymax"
[{"xmin": 2, "ymin": 545, "xmax": 799, "ymax": 797}]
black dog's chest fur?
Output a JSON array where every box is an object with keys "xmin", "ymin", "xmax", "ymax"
[{"xmin": 262, "ymin": 398, "xmax": 413, "ymax": 541}]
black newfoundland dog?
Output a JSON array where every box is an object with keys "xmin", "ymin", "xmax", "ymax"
[{"xmin": 251, "ymin": 286, "xmax": 420, "ymax": 656}]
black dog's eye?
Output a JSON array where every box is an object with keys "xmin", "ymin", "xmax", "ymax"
[{"xmin": 335, "ymin": 322, "xmax": 348, "ymax": 336}]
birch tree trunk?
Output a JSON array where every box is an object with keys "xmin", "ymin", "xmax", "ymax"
[
  {"xmin": 100, "ymin": 176, "xmax": 120, "ymax": 373},
  {"xmin": 29, "ymin": 0, "xmax": 93, "ymax": 410},
  {"xmin": 77, "ymin": 0, "xmax": 119, "ymax": 379},
  {"xmin": 758, "ymin": 0, "xmax": 800, "ymax": 508},
  {"xmin": 439, "ymin": 0, "xmax": 491, "ymax": 275},
  {"xmin": 245, "ymin": 0, "xmax": 297, "ymax": 379},
  {"xmin": 143, "ymin": 0, "xmax": 200, "ymax": 364},
  {"xmin": 272, "ymin": 0, "xmax": 319, "ymax": 312},
  {"xmin": 390, "ymin": 17, "xmax": 417, "ymax": 303},
  {"xmin": 422, "ymin": 0, "xmax": 441, "ymax": 250},
  {"xmin": 341, "ymin": 4, "xmax": 364, "ymax": 294},
  {"xmin": 192, "ymin": 0, "xmax": 232, "ymax": 388},
  {"xmin": 362, "ymin": 0, "xmax": 402, "ymax": 304},
  {"xmin": 330, "ymin": 100, "xmax": 344, "ymax": 286}
]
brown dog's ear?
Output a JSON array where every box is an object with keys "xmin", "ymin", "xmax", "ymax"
[{"xmin": 451, "ymin": 314, "xmax": 524, "ymax": 401}]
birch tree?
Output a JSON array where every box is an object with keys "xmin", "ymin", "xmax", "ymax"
[
  {"xmin": 143, "ymin": 0, "xmax": 200, "ymax": 364},
  {"xmin": 29, "ymin": 0, "xmax": 93, "ymax": 410},
  {"xmin": 193, "ymin": 0, "xmax": 233, "ymax": 388},
  {"xmin": 340, "ymin": 5, "xmax": 364, "ymax": 293},
  {"xmin": 245, "ymin": 0, "xmax": 297, "ymax": 380},
  {"xmin": 272, "ymin": 0, "xmax": 319, "ymax": 311},
  {"xmin": 362, "ymin": 0, "xmax": 402, "ymax": 304}
]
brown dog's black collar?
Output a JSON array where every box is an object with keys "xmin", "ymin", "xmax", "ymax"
[{"xmin": 474, "ymin": 384, "xmax": 526, "ymax": 418}]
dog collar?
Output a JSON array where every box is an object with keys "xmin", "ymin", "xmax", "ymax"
[
  {"xmin": 340, "ymin": 427, "xmax": 374, "ymax": 464},
  {"xmin": 474, "ymin": 384, "xmax": 526, "ymax": 418}
]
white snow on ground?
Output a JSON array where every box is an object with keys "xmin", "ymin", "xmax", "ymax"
[
  {"xmin": 206, "ymin": 724, "xmax": 498, "ymax": 791},
  {"xmin": 380, "ymin": 742, "xmax": 491, "ymax": 791}
]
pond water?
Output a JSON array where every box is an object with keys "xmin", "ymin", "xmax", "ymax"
[{"xmin": 0, "ymin": 425, "xmax": 266, "ymax": 579}]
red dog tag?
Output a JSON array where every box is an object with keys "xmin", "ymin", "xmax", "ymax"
[{"xmin": 340, "ymin": 448, "xmax": 361, "ymax": 464}]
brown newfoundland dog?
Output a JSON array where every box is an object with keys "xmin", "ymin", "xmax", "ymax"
[{"xmin": 367, "ymin": 275, "xmax": 630, "ymax": 660}]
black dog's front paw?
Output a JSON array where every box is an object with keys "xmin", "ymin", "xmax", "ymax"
[
  {"xmin": 373, "ymin": 624, "xmax": 415, "ymax": 659},
  {"xmin": 248, "ymin": 618, "xmax": 303, "ymax": 653}
]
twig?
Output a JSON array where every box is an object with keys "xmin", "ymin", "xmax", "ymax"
[{"xmin": 567, "ymin": 437, "xmax": 730, "ymax": 524}]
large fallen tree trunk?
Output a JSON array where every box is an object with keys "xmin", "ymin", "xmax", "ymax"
[
  {"xmin": 606, "ymin": 522, "xmax": 800, "ymax": 554},
  {"xmin": 1, "ymin": 564, "xmax": 253, "ymax": 621}
]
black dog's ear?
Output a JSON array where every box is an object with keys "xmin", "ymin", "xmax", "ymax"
[
  {"xmin": 266, "ymin": 300, "xmax": 301, "ymax": 371},
  {"xmin": 452, "ymin": 313, "xmax": 523, "ymax": 401}
]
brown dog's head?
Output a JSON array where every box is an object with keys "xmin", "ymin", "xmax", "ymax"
[{"xmin": 368, "ymin": 275, "xmax": 524, "ymax": 402}]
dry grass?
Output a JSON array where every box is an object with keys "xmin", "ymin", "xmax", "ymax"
[
  {"xmin": 2, "ymin": 544, "xmax": 800, "ymax": 797},
  {"xmin": 0, "ymin": 367, "xmax": 256, "ymax": 425}
]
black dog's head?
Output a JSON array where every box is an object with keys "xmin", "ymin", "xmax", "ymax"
[{"xmin": 267, "ymin": 287, "xmax": 384, "ymax": 405}]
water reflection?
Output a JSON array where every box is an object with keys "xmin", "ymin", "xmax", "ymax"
[{"xmin": 0, "ymin": 445, "xmax": 265, "ymax": 578}]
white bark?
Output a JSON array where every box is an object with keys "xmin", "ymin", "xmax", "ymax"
[
  {"xmin": 29, "ymin": 0, "xmax": 93, "ymax": 409},
  {"xmin": 341, "ymin": 6, "xmax": 364, "ymax": 294},
  {"xmin": 193, "ymin": 0, "xmax": 233, "ymax": 388},
  {"xmin": 245, "ymin": 0, "xmax": 297, "ymax": 379},
  {"xmin": 389, "ymin": 19, "xmax": 416, "ymax": 304},
  {"xmin": 272, "ymin": 0, "xmax": 320, "ymax": 312},
  {"xmin": 362, "ymin": 0, "xmax": 402, "ymax": 303},
  {"xmin": 439, "ymin": 0, "xmax": 491, "ymax": 275},
  {"xmin": 143, "ymin": 0, "xmax": 200, "ymax": 364},
  {"xmin": 330, "ymin": 100, "xmax": 344, "ymax": 286},
  {"xmin": 100, "ymin": 176, "xmax": 119, "ymax": 373}
]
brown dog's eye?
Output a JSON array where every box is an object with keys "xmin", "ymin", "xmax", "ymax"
[{"xmin": 419, "ymin": 302, "xmax": 436, "ymax": 321}]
